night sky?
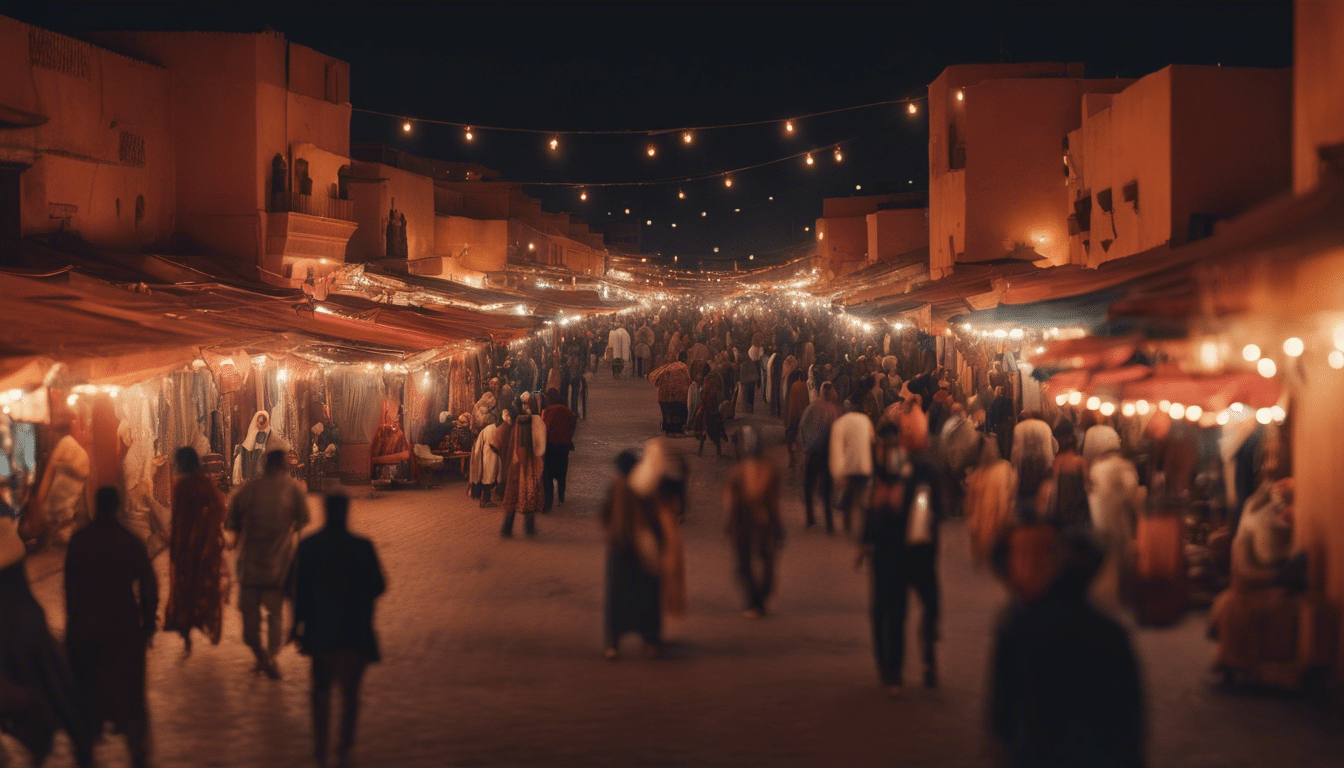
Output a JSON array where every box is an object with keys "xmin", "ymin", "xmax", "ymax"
[{"xmin": 4, "ymin": 2, "xmax": 1293, "ymax": 268}]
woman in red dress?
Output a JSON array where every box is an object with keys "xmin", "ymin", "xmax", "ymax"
[{"xmin": 163, "ymin": 447, "xmax": 229, "ymax": 653}]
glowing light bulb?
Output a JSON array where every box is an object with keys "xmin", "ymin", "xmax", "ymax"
[
  {"xmin": 277, "ymin": 368, "xmax": 289, "ymax": 383},
  {"xmin": 804, "ymin": 226, "xmax": 810, "ymax": 232},
  {"xmin": 383, "ymin": 363, "xmax": 392, "ymax": 371},
  {"xmin": 956, "ymin": 89, "xmax": 964, "ymax": 102},
  {"xmin": 528, "ymin": 242, "xmax": 535, "ymax": 251},
  {"xmin": 647, "ymin": 144, "xmax": 656, "ymax": 157},
  {"xmin": 465, "ymin": 127, "xmax": 473, "ymax": 141},
  {"xmin": 785, "ymin": 120, "xmax": 794, "ymax": 133},
  {"xmin": 1270, "ymin": 405, "xmax": 1286, "ymax": 422},
  {"xmin": 645, "ymin": 220, "xmax": 652, "ymax": 226},
  {"xmin": 1055, "ymin": 393, "xmax": 1068, "ymax": 407},
  {"xmin": 682, "ymin": 131, "xmax": 693, "ymax": 144},
  {"xmin": 856, "ymin": 185, "xmax": 862, "ymax": 191},
  {"xmin": 624, "ymin": 208, "xmax": 631, "ymax": 214},
  {"xmin": 1242, "ymin": 343, "xmax": 1261, "ymax": 362},
  {"xmin": 402, "ymin": 121, "xmax": 412, "ymax": 132},
  {"xmin": 1009, "ymin": 329, "xmax": 1024, "ymax": 340},
  {"xmin": 1257, "ymin": 357, "xmax": 1277, "ymax": 378},
  {"xmin": 1086, "ymin": 396, "xmax": 1101, "ymax": 411},
  {"xmin": 1068, "ymin": 391, "xmax": 1083, "ymax": 406},
  {"xmin": 818, "ymin": 231, "xmax": 824, "ymax": 241},
  {"xmin": 749, "ymin": 254, "xmax": 755, "ymax": 260},
  {"xmin": 713, "ymin": 247, "xmax": 719, "ymax": 253},
  {"xmin": 1136, "ymin": 400, "xmax": 1151, "ymax": 415},
  {"xmin": 671, "ymin": 223, "xmax": 676, "ymax": 228},
  {"xmin": 1216, "ymin": 410, "xmax": 1230, "ymax": 425},
  {"xmin": 1283, "ymin": 337, "xmax": 1304, "ymax": 357},
  {"xmin": 701, "ymin": 211, "xmax": 707, "ymax": 217},
  {"xmin": 579, "ymin": 190, "xmax": 587, "ymax": 201},
  {"xmin": 1169, "ymin": 403, "xmax": 1185, "ymax": 420},
  {"xmin": 1100, "ymin": 402, "xmax": 1116, "ymax": 417},
  {"xmin": 724, "ymin": 178, "xmax": 733, "ymax": 188},
  {"xmin": 549, "ymin": 137, "xmax": 559, "ymax": 151},
  {"xmin": 1186, "ymin": 405, "xmax": 1203, "ymax": 422},
  {"xmin": 1121, "ymin": 402, "xmax": 1136, "ymax": 417},
  {"xmin": 678, "ymin": 190, "xmax": 686, "ymax": 200},
  {"xmin": 834, "ymin": 147, "xmax": 843, "ymax": 162},
  {"xmin": 805, "ymin": 153, "xmax": 814, "ymax": 166},
  {"xmin": 66, "ymin": 393, "xmax": 78, "ymax": 406},
  {"xmin": 1159, "ymin": 400, "xmax": 1171, "ymax": 413},
  {"xmin": 1330, "ymin": 350, "xmax": 1344, "ymax": 369},
  {"xmin": 907, "ymin": 102, "xmax": 918, "ymax": 115},
  {"xmin": 1256, "ymin": 408, "xmax": 1272, "ymax": 424}
]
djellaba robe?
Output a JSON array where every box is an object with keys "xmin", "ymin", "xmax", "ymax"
[
  {"xmin": 502, "ymin": 415, "xmax": 547, "ymax": 516},
  {"xmin": 163, "ymin": 471, "xmax": 229, "ymax": 644}
]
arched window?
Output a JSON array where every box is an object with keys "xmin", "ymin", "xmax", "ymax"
[{"xmin": 337, "ymin": 165, "xmax": 351, "ymax": 200}]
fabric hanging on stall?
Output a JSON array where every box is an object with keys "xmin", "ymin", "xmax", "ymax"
[
  {"xmin": 448, "ymin": 357, "xmax": 474, "ymax": 420},
  {"xmin": 116, "ymin": 382, "xmax": 169, "ymax": 552},
  {"xmin": 404, "ymin": 371, "xmax": 435, "ymax": 448},
  {"xmin": 328, "ymin": 369, "xmax": 382, "ymax": 445}
]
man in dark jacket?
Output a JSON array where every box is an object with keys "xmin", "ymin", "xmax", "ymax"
[
  {"xmin": 64, "ymin": 487, "xmax": 158, "ymax": 768},
  {"xmin": 990, "ymin": 533, "xmax": 1144, "ymax": 768},
  {"xmin": 292, "ymin": 493, "xmax": 386, "ymax": 768}
]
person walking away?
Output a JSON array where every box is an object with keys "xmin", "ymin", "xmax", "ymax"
[
  {"xmin": 830, "ymin": 396, "xmax": 877, "ymax": 534},
  {"xmin": 608, "ymin": 324, "xmax": 631, "ymax": 380},
  {"xmin": 501, "ymin": 408, "xmax": 547, "ymax": 537},
  {"xmin": 1042, "ymin": 422, "xmax": 1091, "ymax": 532},
  {"xmin": 64, "ymin": 487, "xmax": 157, "ymax": 768},
  {"xmin": 989, "ymin": 533, "xmax": 1144, "ymax": 768},
  {"xmin": 164, "ymin": 447, "xmax": 229, "ymax": 653},
  {"xmin": 228, "ymin": 449, "xmax": 310, "ymax": 679},
  {"xmin": 629, "ymin": 438, "xmax": 687, "ymax": 636},
  {"xmin": 469, "ymin": 414, "xmax": 503, "ymax": 508},
  {"xmin": 601, "ymin": 452, "xmax": 663, "ymax": 660},
  {"xmin": 799, "ymin": 382, "xmax": 841, "ymax": 528},
  {"xmin": 783, "ymin": 370, "xmax": 809, "ymax": 469},
  {"xmin": 541, "ymin": 388, "xmax": 577, "ymax": 512},
  {"xmin": 692, "ymin": 370, "xmax": 729, "ymax": 457},
  {"xmin": 292, "ymin": 493, "xmax": 386, "ymax": 768},
  {"xmin": 857, "ymin": 424, "xmax": 945, "ymax": 694},
  {"xmin": 965, "ymin": 436, "xmax": 1017, "ymax": 566},
  {"xmin": 0, "ymin": 489, "xmax": 95, "ymax": 767},
  {"xmin": 648, "ymin": 355, "xmax": 692, "ymax": 437},
  {"xmin": 1089, "ymin": 450, "xmax": 1142, "ymax": 610},
  {"xmin": 738, "ymin": 349, "xmax": 760, "ymax": 414},
  {"xmin": 725, "ymin": 427, "xmax": 783, "ymax": 618}
]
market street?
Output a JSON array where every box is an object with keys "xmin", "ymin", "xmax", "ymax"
[{"xmin": 8, "ymin": 373, "xmax": 1342, "ymax": 767}]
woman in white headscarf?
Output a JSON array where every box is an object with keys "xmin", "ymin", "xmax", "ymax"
[
  {"xmin": 232, "ymin": 411, "xmax": 290, "ymax": 487},
  {"xmin": 629, "ymin": 438, "xmax": 687, "ymax": 622}
]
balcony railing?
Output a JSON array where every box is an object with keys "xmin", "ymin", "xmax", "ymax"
[{"xmin": 271, "ymin": 192, "xmax": 354, "ymax": 222}]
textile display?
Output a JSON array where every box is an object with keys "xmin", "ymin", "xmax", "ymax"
[{"xmin": 327, "ymin": 370, "xmax": 383, "ymax": 445}]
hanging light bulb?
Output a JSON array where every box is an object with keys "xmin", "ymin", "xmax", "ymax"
[
  {"xmin": 1086, "ymin": 396, "xmax": 1101, "ymax": 411},
  {"xmin": 1121, "ymin": 402, "xmax": 1136, "ymax": 417},
  {"xmin": 1242, "ymin": 343, "xmax": 1261, "ymax": 362},
  {"xmin": 1068, "ymin": 391, "xmax": 1083, "ymax": 406},
  {"xmin": 645, "ymin": 220, "xmax": 652, "ymax": 226},
  {"xmin": 834, "ymin": 146, "xmax": 843, "ymax": 162},
  {"xmin": 1055, "ymin": 393, "xmax": 1068, "ymax": 407},
  {"xmin": 465, "ymin": 126, "xmax": 474, "ymax": 141},
  {"xmin": 1169, "ymin": 403, "xmax": 1186, "ymax": 420},
  {"xmin": 624, "ymin": 208, "xmax": 630, "ymax": 214},
  {"xmin": 749, "ymin": 254, "xmax": 755, "ymax": 260},
  {"xmin": 724, "ymin": 177, "xmax": 733, "ymax": 188},
  {"xmin": 785, "ymin": 120, "xmax": 794, "ymax": 133},
  {"xmin": 1257, "ymin": 357, "xmax": 1277, "ymax": 378},
  {"xmin": 713, "ymin": 247, "xmax": 719, "ymax": 253},
  {"xmin": 1330, "ymin": 350, "xmax": 1344, "ymax": 369},
  {"xmin": 956, "ymin": 89, "xmax": 964, "ymax": 102},
  {"xmin": 1283, "ymin": 337, "xmax": 1304, "ymax": 357},
  {"xmin": 1099, "ymin": 401, "xmax": 1116, "ymax": 417},
  {"xmin": 579, "ymin": 189, "xmax": 587, "ymax": 201},
  {"xmin": 549, "ymin": 137, "xmax": 559, "ymax": 151},
  {"xmin": 1136, "ymin": 400, "xmax": 1151, "ymax": 415},
  {"xmin": 856, "ymin": 184, "xmax": 862, "ymax": 191},
  {"xmin": 701, "ymin": 211, "xmax": 707, "ymax": 217},
  {"xmin": 647, "ymin": 144, "xmax": 657, "ymax": 157},
  {"xmin": 1186, "ymin": 405, "xmax": 1203, "ymax": 422},
  {"xmin": 678, "ymin": 190, "xmax": 686, "ymax": 200},
  {"xmin": 682, "ymin": 131, "xmax": 693, "ymax": 144},
  {"xmin": 402, "ymin": 121, "xmax": 412, "ymax": 132},
  {"xmin": 907, "ymin": 102, "xmax": 918, "ymax": 115},
  {"xmin": 806, "ymin": 153, "xmax": 814, "ymax": 166}
]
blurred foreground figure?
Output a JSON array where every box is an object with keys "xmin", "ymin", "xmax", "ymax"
[
  {"xmin": 990, "ymin": 533, "xmax": 1144, "ymax": 768},
  {"xmin": 64, "ymin": 487, "xmax": 157, "ymax": 768},
  {"xmin": 603, "ymin": 441, "xmax": 687, "ymax": 659},
  {"xmin": 0, "ymin": 489, "xmax": 95, "ymax": 767},
  {"xmin": 230, "ymin": 449, "xmax": 310, "ymax": 679},
  {"xmin": 164, "ymin": 447, "xmax": 229, "ymax": 654},
  {"xmin": 725, "ymin": 427, "xmax": 783, "ymax": 618},
  {"xmin": 858, "ymin": 423, "xmax": 944, "ymax": 694},
  {"xmin": 293, "ymin": 494, "xmax": 386, "ymax": 768}
]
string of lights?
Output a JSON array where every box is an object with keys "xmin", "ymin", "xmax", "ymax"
[{"xmin": 361, "ymin": 93, "xmax": 926, "ymax": 137}]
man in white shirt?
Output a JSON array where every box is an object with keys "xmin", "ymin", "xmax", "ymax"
[{"xmin": 829, "ymin": 398, "xmax": 876, "ymax": 534}]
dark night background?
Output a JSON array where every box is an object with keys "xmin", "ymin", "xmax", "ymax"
[{"xmin": 1, "ymin": 2, "xmax": 1294, "ymax": 267}]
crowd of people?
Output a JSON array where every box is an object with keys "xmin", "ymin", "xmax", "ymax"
[{"xmin": 0, "ymin": 296, "xmax": 1308, "ymax": 768}]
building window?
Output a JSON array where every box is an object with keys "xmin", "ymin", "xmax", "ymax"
[
  {"xmin": 28, "ymin": 29, "xmax": 91, "ymax": 79},
  {"xmin": 118, "ymin": 132, "xmax": 146, "ymax": 168},
  {"xmin": 293, "ymin": 158, "xmax": 312, "ymax": 195}
]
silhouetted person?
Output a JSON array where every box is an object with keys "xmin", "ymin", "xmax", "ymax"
[
  {"xmin": 64, "ymin": 487, "xmax": 158, "ymax": 768},
  {"xmin": 164, "ymin": 446, "xmax": 229, "ymax": 654},
  {"xmin": 229, "ymin": 449, "xmax": 310, "ymax": 679},
  {"xmin": 990, "ymin": 533, "xmax": 1145, "ymax": 768},
  {"xmin": 292, "ymin": 493, "xmax": 386, "ymax": 768},
  {"xmin": 858, "ymin": 423, "xmax": 945, "ymax": 694},
  {"xmin": 726, "ymin": 427, "xmax": 783, "ymax": 617},
  {"xmin": 0, "ymin": 487, "xmax": 95, "ymax": 767}
]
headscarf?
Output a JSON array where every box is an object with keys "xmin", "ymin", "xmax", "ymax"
[{"xmin": 242, "ymin": 411, "xmax": 270, "ymax": 451}]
